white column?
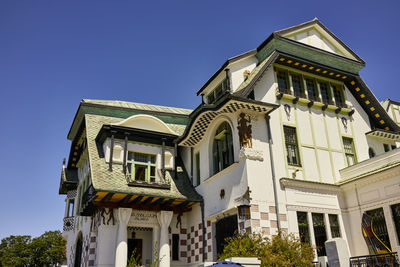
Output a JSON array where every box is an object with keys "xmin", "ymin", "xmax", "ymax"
[
  {"xmin": 157, "ymin": 210, "xmax": 173, "ymax": 267},
  {"xmin": 115, "ymin": 208, "xmax": 132, "ymax": 267},
  {"xmin": 307, "ymin": 212, "xmax": 317, "ymax": 261},
  {"xmin": 324, "ymin": 213, "xmax": 332, "ymax": 240},
  {"xmin": 152, "ymin": 226, "xmax": 160, "ymax": 264}
]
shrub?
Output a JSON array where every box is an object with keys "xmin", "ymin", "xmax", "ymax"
[{"xmin": 218, "ymin": 232, "xmax": 314, "ymax": 267}]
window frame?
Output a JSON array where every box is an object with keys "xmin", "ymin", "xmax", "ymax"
[
  {"xmin": 207, "ymin": 79, "xmax": 227, "ymax": 104},
  {"xmin": 127, "ymin": 152, "xmax": 157, "ymax": 183},
  {"xmin": 283, "ymin": 126, "xmax": 301, "ymax": 166},
  {"xmin": 212, "ymin": 122, "xmax": 234, "ymax": 175},
  {"xmin": 343, "ymin": 137, "xmax": 356, "ymax": 166},
  {"xmin": 195, "ymin": 152, "xmax": 200, "ymax": 186}
]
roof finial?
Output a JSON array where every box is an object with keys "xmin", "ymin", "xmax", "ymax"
[{"xmin": 313, "ymin": 17, "xmax": 319, "ymax": 21}]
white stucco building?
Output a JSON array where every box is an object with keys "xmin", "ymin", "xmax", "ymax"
[{"xmin": 59, "ymin": 19, "xmax": 400, "ymax": 267}]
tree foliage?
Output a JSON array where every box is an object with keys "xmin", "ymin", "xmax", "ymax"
[
  {"xmin": 218, "ymin": 232, "xmax": 314, "ymax": 267},
  {"xmin": 0, "ymin": 231, "xmax": 66, "ymax": 267}
]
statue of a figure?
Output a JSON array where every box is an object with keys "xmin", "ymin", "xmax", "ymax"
[{"xmin": 237, "ymin": 113, "xmax": 252, "ymax": 148}]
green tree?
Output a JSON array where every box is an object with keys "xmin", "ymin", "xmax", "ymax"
[
  {"xmin": 0, "ymin": 230, "xmax": 66, "ymax": 267},
  {"xmin": 0, "ymin": 235, "xmax": 31, "ymax": 267},
  {"xmin": 218, "ymin": 232, "xmax": 314, "ymax": 267},
  {"xmin": 29, "ymin": 231, "xmax": 66, "ymax": 266}
]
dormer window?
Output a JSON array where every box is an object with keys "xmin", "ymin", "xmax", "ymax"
[
  {"xmin": 127, "ymin": 152, "xmax": 157, "ymax": 182},
  {"xmin": 207, "ymin": 79, "xmax": 228, "ymax": 104}
]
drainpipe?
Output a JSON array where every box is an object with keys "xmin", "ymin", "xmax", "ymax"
[
  {"xmin": 200, "ymin": 201, "xmax": 206, "ymax": 262},
  {"xmin": 265, "ymin": 114, "xmax": 281, "ymax": 232}
]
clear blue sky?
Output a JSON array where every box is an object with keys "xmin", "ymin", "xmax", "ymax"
[{"xmin": 0, "ymin": 0, "xmax": 399, "ymax": 239}]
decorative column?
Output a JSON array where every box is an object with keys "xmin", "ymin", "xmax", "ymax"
[
  {"xmin": 157, "ymin": 211, "xmax": 173, "ymax": 267},
  {"xmin": 307, "ymin": 212, "xmax": 317, "ymax": 260},
  {"xmin": 324, "ymin": 213, "xmax": 332, "ymax": 240},
  {"xmin": 115, "ymin": 208, "xmax": 132, "ymax": 267},
  {"xmin": 152, "ymin": 226, "xmax": 160, "ymax": 264}
]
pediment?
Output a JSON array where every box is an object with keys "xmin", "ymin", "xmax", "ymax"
[
  {"xmin": 276, "ymin": 19, "xmax": 361, "ymax": 62},
  {"xmin": 113, "ymin": 114, "xmax": 178, "ymax": 135}
]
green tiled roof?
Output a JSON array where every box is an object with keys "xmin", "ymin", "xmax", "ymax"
[
  {"xmin": 82, "ymin": 99, "xmax": 192, "ymax": 115},
  {"xmin": 85, "ymin": 114, "xmax": 202, "ymax": 202}
]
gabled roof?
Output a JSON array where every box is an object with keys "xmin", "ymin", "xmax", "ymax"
[
  {"xmin": 196, "ymin": 50, "xmax": 256, "ymax": 96},
  {"xmin": 270, "ymin": 18, "xmax": 364, "ymax": 64},
  {"xmin": 67, "ymin": 99, "xmax": 191, "ymax": 141},
  {"xmin": 196, "ymin": 19, "xmax": 365, "ymax": 97}
]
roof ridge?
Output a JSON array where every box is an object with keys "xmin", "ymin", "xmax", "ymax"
[{"xmin": 82, "ymin": 99, "xmax": 193, "ymax": 113}]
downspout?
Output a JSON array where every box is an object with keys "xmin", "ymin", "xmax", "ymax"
[
  {"xmin": 265, "ymin": 114, "xmax": 281, "ymax": 232},
  {"xmin": 200, "ymin": 201, "xmax": 206, "ymax": 262}
]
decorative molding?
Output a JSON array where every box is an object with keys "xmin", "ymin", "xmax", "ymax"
[
  {"xmin": 239, "ymin": 148, "xmax": 264, "ymax": 161},
  {"xmin": 286, "ymin": 205, "xmax": 340, "ymax": 214}
]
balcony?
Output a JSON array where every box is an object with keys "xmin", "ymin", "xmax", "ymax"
[
  {"xmin": 339, "ymin": 147, "xmax": 400, "ymax": 182},
  {"xmin": 80, "ymin": 184, "xmax": 96, "ymax": 216},
  {"xmin": 63, "ymin": 216, "xmax": 74, "ymax": 231}
]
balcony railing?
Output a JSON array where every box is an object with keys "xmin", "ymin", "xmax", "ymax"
[
  {"xmin": 80, "ymin": 184, "xmax": 96, "ymax": 216},
  {"xmin": 349, "ymin": 253, "xmax": 399, "ymax": 267},
  {"xmin": 63, "ymin": 216, "xmax": 74, "ymax": 231}
]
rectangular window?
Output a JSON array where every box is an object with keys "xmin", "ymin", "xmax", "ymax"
[
  {"xmin": 296, "ymin": 212, "xmax": 310, "ymax": 244},
  {"xmin": 384, "ymin": 144, "xmax": 390, "ymax": 152},
  {"xmin": 67, "ymin": 199, "xmax": 75, "ymax": 217},
  {"xmin": 312, "ymin": 213, "xmax": 327, "ymax": 256},
  {"xmin": 343, "ymin": 137, "xmax": 356, "ymax": 166},
  {"xmin": 238, "ymin": 205, "xmax": 250, "ymax": 220},
  {"xmin": 284, "ymin": 126, "xmax": 300, "ymax": 166},
  {"xmin": 291, "ymin": 74, "xmax": 304, "ymax": 98},
  {"xmin": 329, "ymin": 214, "xmax": 341, "ymax": 238},
  {"xmin": 172, "ymin": 234, "xmax": 179, "ymax": 261},
  {"xmin": 207, "ymin": 79, "xmax": 227, "ymax": 104},
  {"xmin": 366, "ymin": 208, "xmax": 391, "ymax": 250},
  {"xmin": 306, "ymin": 78, "xmax": 319, "ymax": 101},
  {"xmin": 195, "ymin": 152, "xmax": 200, "ymax": 186},
  {"xmin": 277, "ymin": 70, "xmax": 289, "ymax": 94},
  {"xmin": 127, "ymin": 152, "xmax": 157, "ymax": 182},
  {"xmin": 333, "ymin": 85, "xmax": 345, "ymax": 107},
  {"xmin": 319, "ymin": 82, "xmax": 331, "ymax": 104},
  {"xmin": 390, "ymin": 203, "xmax": 400, "ymax": 243}
]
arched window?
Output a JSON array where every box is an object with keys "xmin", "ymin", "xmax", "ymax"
[
  {"xmin": 368, "ymin": 147, "xmax": 376, "ymax": 158},
  {"xmin": 212, "ymin": 122, "xmax": 234, "ymax": 174}
]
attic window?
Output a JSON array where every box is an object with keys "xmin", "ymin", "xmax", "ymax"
[
  {"xmin": 207, "ymin": 79, "xmax": 227, "ymax": 104},
  {"xmin": 127, "ymin": 152, "xmax": 157, "ymax": 182}
]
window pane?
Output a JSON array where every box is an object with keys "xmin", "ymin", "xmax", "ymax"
[
  {"xmin": 284, "ymin": 126, "xmax": 299, "ymax": 166},
  {"xmin": 68, "ymin": 200, "xmax": 75, "ymax": 217},
  {"xmin": 297, "ymin": 212, "xmax": 310, "ymax": 244},
  {"xmin": 150, "ymin": 166, "xmax": 155, "ymax": 177},
  {"xmin": 135, "ymin": 165, "xmax": 147, "ymax": 181},
  {"xmin": 312, "ymin": 213, "xmax": 327, "ymax": 256},
  {"xmin": 277, "ymin": 71, "xmax": 288, "ymax": 93},
  {"xmin": 208, "ymin": 93, "xmax": 215, "ymax": 104},
  {"xmin": 391, "ymin": 203, "xmax": 400, "ymax": 243},
  {"xmin": 384, "ymin": 144, "xmax": 390, "ymax": 152},
  {"xmin": 333, "ymin": 85, "xmax": 344, "ymax": 107},
  {"xmin": 320, "ymin": 82, "xmax": 330, "ymax": 104},
  {"xmin": 366, "ymin": 208, "xmax": 391, "ymax": 250},
  {"xmin": 134, "ymin": 153, "xmax": 148, "ymax": 163},
  {"xmin": 329, "ymin": 214, "xmax": 341, "ymax": 238},
  {"xmin": 292, "ymin": 74, "xmax": 303, "ymax": 97},
  {"xmin": 213, "ymin": 122, "xmax": 234, "ymax": 174},
  {"xmin": 306, "ymin": 78, "xmax": 318, "ymax": 101}
]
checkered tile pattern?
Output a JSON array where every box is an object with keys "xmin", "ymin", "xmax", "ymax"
[
  {"xmin": 88, "ymin": 232, "xmax": 97, "ymax": 266},
  {"xmin": 67, "ymin": 190, "xmax": 77, "ymax": 199},
  {"xmin": 182, "ymin": 101, "xmax": 271, "ymax": 146},
  {"xmin": 246, "ymin": 204, "xmax": 288, "ymax": 237},
  {"xmin": 186, "ymin": 220, "xmax": 213, "ymax": 263}
]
